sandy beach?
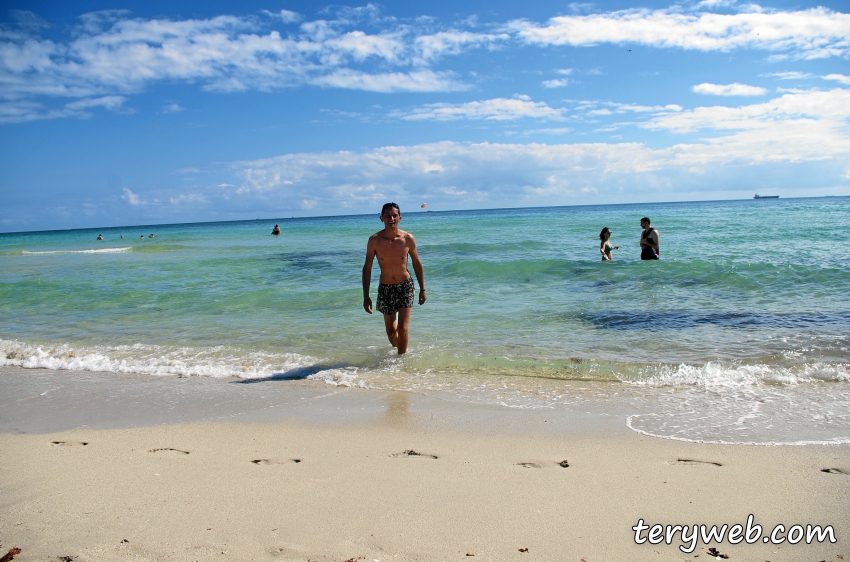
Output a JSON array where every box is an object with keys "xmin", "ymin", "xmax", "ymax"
[{"xmin": 0, "ymin": 367, "xmax": 848, "ymax": 562}]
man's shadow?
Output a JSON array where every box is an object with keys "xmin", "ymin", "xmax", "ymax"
[{"xmin": 230, "ymin": 364, "xmax": 342, "ymax": 384}]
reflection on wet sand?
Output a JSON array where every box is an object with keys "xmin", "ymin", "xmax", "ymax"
[{"xmin": 383, "ymin": 391, "xmax": 410, "ymax": 424}]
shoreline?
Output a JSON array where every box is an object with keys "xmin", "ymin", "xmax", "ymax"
[{"xmin": 1, "ymin": 367, "xmax": 848, "ymax": 561}]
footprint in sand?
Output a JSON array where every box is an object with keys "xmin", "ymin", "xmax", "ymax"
[
  {"xmin": 821, "ymin": 468, "xmax": 848, "ymax": 475},
  {"xmin": 251, "ymin": 459, "xmax": 301, "ymax": 465},
  {"xmin": 51, "ymin": 441, "xmax": 88, "ymax": 446},
  {"xmin": 392, "ymin": 449, "xmax": 438, "ymax": 459},
  {"xmin": 148, "ymin": 448, "xmax": 189, "ymax": 455},
  {"xmin": 676, "ymin": 458, "xmax": 722, "ymax": 467}
]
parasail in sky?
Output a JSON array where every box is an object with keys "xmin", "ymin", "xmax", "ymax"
[{"xmin": 421, "ymin": 203, "xmax": 427, "ymax": 208}]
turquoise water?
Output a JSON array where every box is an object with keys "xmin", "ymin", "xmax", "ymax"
[{"xmin": 2, "ymin": 198, "xmax": 849, "ymax": 444}]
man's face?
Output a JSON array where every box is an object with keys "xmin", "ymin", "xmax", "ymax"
[
  {"xmin": 640, "ymin": 220, "xmax": 649, "ymax": 229},
  {"xmin": 381, "ymin": 209, "xmax": 401, "ymax": 227}
]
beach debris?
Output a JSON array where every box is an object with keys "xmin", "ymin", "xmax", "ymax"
[
  {"xmin": 678, "ymin": 458, "xmax": 722, "ymax": 467},
  {"xmin": 340, "ymin": 557, "xmax": 365, "ymax": 562},
  {"xmin": 394, "ymin": 450, "xmax": 438, "ymax": 459},
  {"xmin": 0, "ymin": 548, "xmax": 21, "ymax": 562},
  {"xmin": 51, "ymin": 441, "xmax": 88, "ymax": 446},
  {"xmin": 121, "ymin": 539, "xmax": 129, "ymax": 544},
  {"xmin": 707, "ymin": 547, "xmax": 728, "ymax": 559},
  {"xmin": 821, "ymin": 468, "xmax": 847, "ymax": 474},
  {"xmin": 559, "ymin": 459, "xmax": 570, "ymax": 468},
  {"xmin": 57, "ymin": 556, "xmax": 77, "ymax": 561},
  {"xmin": 466, "ymin": 553, "xmax": 475, "ymax": 557},
  {"xmin": 292, "ymin": 458, "xmax": 301, "ymax": 463},
  {"xmin": 517, "ymin": 462, "xmax": 541, "ymax": 468},
  {"xmin": 518, "ymin": 547, "xmax": 529, "ymax": 552},
  {"xmin": 149, "ymin": 448, "xmax": 189, "ymax": 455}
]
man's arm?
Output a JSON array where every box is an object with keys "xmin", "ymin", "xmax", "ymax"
[
  {"xmin": 362, "ymin": 236, "xmax": 376, "ymax": 314},
  {"xmin": 408, "ymin": 235, "xmax": 426, "ymax": 305}
]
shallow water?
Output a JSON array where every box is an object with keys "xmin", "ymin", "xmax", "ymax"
[{"xmin": 1, "ymin": 198, "xmax": 849, "ymax": 444}]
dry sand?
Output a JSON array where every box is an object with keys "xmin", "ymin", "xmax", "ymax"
[{"xmin": 0, "ymin": 369, "xmax": 848, "ymax": 562}]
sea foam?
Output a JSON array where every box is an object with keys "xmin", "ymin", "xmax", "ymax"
[
  {"xmin": 623, "ymin": 361, "xmax": 849, "ymax": 388},
  {"xmin": 0, "ymin": 338, "xmax": 361, "ymax": 384},
  {"xmin": 21, "ymin": 247, "xmax": 132, "ymax": 255}
]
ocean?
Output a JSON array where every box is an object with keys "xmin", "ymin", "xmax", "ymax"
[{"xmin": 1, "ymin": 198, "xmax": 848, "ymax": 445}]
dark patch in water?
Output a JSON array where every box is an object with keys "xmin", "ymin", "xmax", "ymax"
[
  {"xmin": 581, "ymin": 311, "xmax": 850, "ymax": 331},
  {"xmin": 678, "ymin": 278, "xmax": 713, "ymax": 286},
  {"xmin": 270, "ymin": 250, "xmax": 358, "ymax": 272}
]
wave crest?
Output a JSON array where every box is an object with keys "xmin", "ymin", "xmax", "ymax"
[{"xmin": 22, "ymin": 247, "xmax": 132, "ymax": 255}]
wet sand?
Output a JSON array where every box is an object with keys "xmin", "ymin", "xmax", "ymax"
[{"xmin": 0, "ymin": 367, "xmax": 848, "ymax": 561}]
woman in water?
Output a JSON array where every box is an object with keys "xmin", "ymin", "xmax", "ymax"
[{"xmin": 599, "ymin": 227, "xmax": 618, "ymax": 261}]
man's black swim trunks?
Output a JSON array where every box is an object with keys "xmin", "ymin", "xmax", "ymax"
[{"xmin": 376, "ymin": 277, "xmax": 415, "ymax": 315}]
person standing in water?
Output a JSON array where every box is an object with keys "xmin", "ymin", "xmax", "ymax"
[
  {"xmin": 639, "ymin": 217, "xmax": 659, "ymax": 260},
  {"xmin": 363, "ymin": 203, "xmax": 426, "ymax": 355},
  {"xmin": 599, "ymin": 227, "xmax": 618, "ymax": 261},
  {"xmin": 271, "ymin": 224, "xmax": 281, "ymax": 235}
]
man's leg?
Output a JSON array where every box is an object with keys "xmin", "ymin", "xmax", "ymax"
[
  {"xmin": 383, "ymin": 313, "xmax": 399, "ymax": 347},
  {"xmin": 395, "ymin": 307, "xmax": 412, "ymax": 354}
]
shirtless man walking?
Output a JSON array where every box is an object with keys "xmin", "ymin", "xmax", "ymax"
[{"xmin": 363, "ymin": 203, "xmax": 426, "ymax": 355}]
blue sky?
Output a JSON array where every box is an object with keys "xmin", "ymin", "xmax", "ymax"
[{"xmin": 1, "ymin": 0, "xmax": 849, "ymax": 232}]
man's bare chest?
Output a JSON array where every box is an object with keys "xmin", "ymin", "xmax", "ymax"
[{"xmin": 375, "ymin": 239, "xmax": 409, "ymax": 263}]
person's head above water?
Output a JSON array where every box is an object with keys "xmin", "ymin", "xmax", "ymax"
[
  {"xmin": 640, "ymin": 217, "xmax": 651, "ymax": 227},
  {"xmin": 599, "ymin": 227, "xmax": 611, "ymax": 241},
  {"xmin": 381, "ymin": 202, "xmax": 400, "ymax": 217}
]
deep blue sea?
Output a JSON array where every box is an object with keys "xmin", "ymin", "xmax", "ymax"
[{"xmin": 2, "ymin": 198, "xmax": 848, "ymax": 444}]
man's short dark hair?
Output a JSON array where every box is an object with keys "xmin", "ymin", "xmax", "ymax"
[
  {"xmin": 382, "ymin": 202, "xmax": 400, "ymax": 216},
  {"xmin": 640, "ymin": 217, "xmax": 651, "ymax": 224}
]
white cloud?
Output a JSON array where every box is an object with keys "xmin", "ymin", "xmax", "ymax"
[
  {"xmin": 261, "ymin": 10, "xmax": 301, "ymax": 24},
  {"xmin": 121, "ymin": 187, "xmax": 141, "ymax": 205},
  {"xmin": 644, "ymin": 88, "xmax": 850, "ymax": 133},
  {"xmin": 523, "ymin": 127, "xmax": 572, "ymax": 135},
  {"xmin": 693, "ymin": 83, "xmax": 767, "ymax": 96},
  {"xmin": 414, "ymin": 30, "xmax": 508, "ymax": 61},
  {"xmin": 391, "ymin": 96, "xmax": 567, "ymax": 121},
  {"xmin": 311, "ymin": 70, "xmax": 466, "ymax": 93},
  {"xmin": 823, "ymin": 74, "xmax": 850, "ymax": 85},
  {"xmin": 169, "ymin": 193, "xmax": 207, "ymax": 205},
  {"xmin": 509, "ymin": 6, "xmax": 850, "ymax": 59},
  {"xmin": 0, "ymin": 10, "xmax": 493, "ymax": 121},
  {"xmin": 3, "ymin": 4, "xmax": 848, "ymax": 129},
  {"xmin": 230, "ymin": 97, "xmax": 850, "ymax": 206},
  {"xmin": 761, "ymin": 71, "xmax": 813, "ymax": 80},
  {"xmin": 163, "ymin": 102, "xmax": 184, "ymax": 113},
  {"xmin": 610, "ymin": 102, "xmax": 683, "ymax": 113},
  {"xmin": 0, "ymin": 95, "xmax": 127, "ymax": 123},
  {"xmin": 574, "ymin": 101, "xmax": 683, "ymax": 118}
]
